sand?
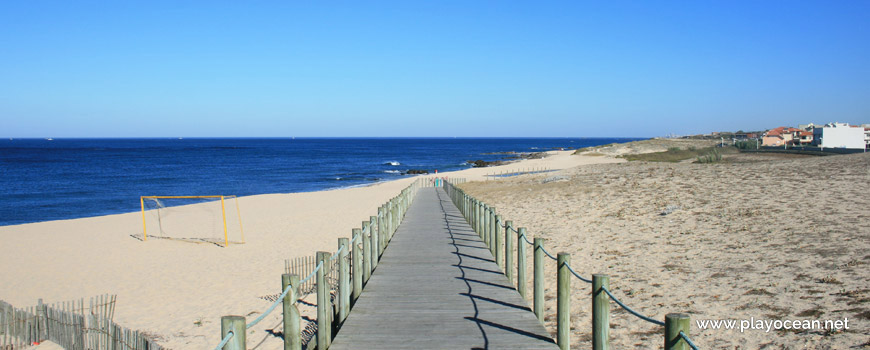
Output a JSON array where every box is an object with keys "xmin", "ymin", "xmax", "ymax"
[
  {"xmin": 1, "ymin": 149, "xmax": 612, "ymax": 349},
  {"xmin": 460, "ymin": 149, "xmax": 870, "ymax": 349}
]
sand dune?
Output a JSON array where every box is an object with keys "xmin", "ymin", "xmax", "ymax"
[{"xmin": 460, "ymin": 150, "xmax": 870, "ymax": 349}]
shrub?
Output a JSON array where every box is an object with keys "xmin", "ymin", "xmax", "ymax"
[{"xmin": 696, "ymin": 149, "xmax": 722, "ymax": 164}]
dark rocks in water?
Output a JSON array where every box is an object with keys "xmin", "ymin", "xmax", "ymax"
[
  {"xmin": 503, "ymin": 152, "xmax": 547, "ymax": 160},
  {"xmin": 468, "ymin": 159, "xmax": 507, "ymax": 167},
  {"xmin": 405, "ymin": 169, "xmax": 429, "ymax": 175}
]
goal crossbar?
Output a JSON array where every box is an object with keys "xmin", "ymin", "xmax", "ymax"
[{"xmin": 139, "ymin": 195, "xmax": 245, "ymax": 247}]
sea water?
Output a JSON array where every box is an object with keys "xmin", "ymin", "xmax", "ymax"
[{"xmin": 0, "ymin": 138, "xmax": 641, "ymax": 226}]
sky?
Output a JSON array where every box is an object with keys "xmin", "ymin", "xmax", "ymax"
[{"xmin": 1, "ymin": 1, "xmax": 868, "ymax": 138}]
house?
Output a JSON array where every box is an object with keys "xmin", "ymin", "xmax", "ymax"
[
  {"xmin": 795, "ymin": 131, "xmax": 813, "ymax": 145},
  {"xmin": 734, "ymin": 132, "xmax": 759, "ymax": 140},
  {"xmin": 762, "ymin": 127, "xmax": 802, "ymax": 146},
  {"xmin": 864, "ymin": 125, "xmax": 870, "ymax": 149},
  {"xmin": 811, "ymin": 123, "xmax": 866, "ymax": 149}
]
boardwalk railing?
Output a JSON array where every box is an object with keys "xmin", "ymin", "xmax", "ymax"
[
  {"xmin": 486, "ymin": 167, "xmax": 553, "ymax": 179},
  {"xmin": 443, "ymin": 179, "xmax": 702, "ymax": 350},
  {"xmin": 214, "ymin": 178, "xmax": 444, "ymax": 350},
  {"xmin": 1, "ymin": 295, "xmax": 163, "ymax": 350}
]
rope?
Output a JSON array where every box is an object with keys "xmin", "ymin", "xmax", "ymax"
[
  {"xmin": 213, "ymin": 331, "xmax": 234, "ymax": 350},
  {"xmin": 539, "ymin": 245, "xmax": 558, "ymax": 261},
  {"xmin": 351, "ymin": 231, "xmax": 361, "ymax": 244},
  {"xmin": 601, "ymin": 287, "xmax": 665, "ymax": 326},
  {"xmin": 246, "ymin": 260, "xmax": 322, "ymax": 329},
  {"xmin": 520, "ymin": 233, "xmax": 534, "ymax": 245},
  {"xmin": 329, "ymin": 245, "xmax": 346, "ymax": 262},
  {"xmin": 679, "ymin": 331, "xmax": 701, "ymax": 350},
  {"xmin": 565, "ymin": 263, "xmax": 592, "ymax": 284},
  {"xmin": 510, "ymin": 226, "xmax": 519, "ymax": 234}
]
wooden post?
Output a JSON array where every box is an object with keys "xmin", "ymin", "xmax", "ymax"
[
  {"xmin": 483, "ymin": 205, "xmax": 490, "ymax": 248},
  {"xmin": 352, "ymin": 228, "xmax": 363, "ymax": 301},
  {"xmin": 504, "ymin": 220, "xmax": 513, "ymax": 283},
  {"xmin": 36, "ymin": 298, "xmax": 44, "ymax": 342},
  {"xmin": 372, "ymin": 213, "xmax": 380, "ymax": 269},
  {"xmin": 557, "ymin": 253, "xmax": 571, "ymax": 350},
  {"xmin": 490, "ymin": 209, "xmax": 498, "ymax": 258},
  {"xmin": 363, "ymin": 225, "xmax": 372, "ymax": 283},
  {"xmin": 377, "ymin": 207, "xmax": 385, "ymax": 256},
  {"xmin": 533, "ymin": 237, "xmax": 544, "ymax": 323},
  {"xmin": 665, "ymin": 313, "xmax": 691, "ymax": 350},
  {"xmin": 593, "ymin": 274, "xmax": 610, "ymax": 350},
  {"xmin": 517, "ymin": 227, "xmax": 527, "ymax": 298},
  {"xmin": 385, "ymin": 201, "xmax": 392, "ymax": 240},
  {"xmin": 464, "ymin": 195, "xmax": 470, "ymax": 222},
  {"xmin": 220, "ymin": 315, "xmax": 246, "ymax": 350},
  {"xmin": 371, "ymin": 215, "xmax": 382, "ymax": 256},
  {"xmin": 338, "ymin": 238, "xmax": 350, "ymax": 324},
  {"xmin": 476, "ymin": 201, "xmax": 482, "ymax": 237},
  {"xmin": 316, "ymin": 251, "xmax": 330, "ymax": 349},
  {"xmin": 283, "ymin": 274, "xmax": 301, "ymax": 350},
  {"xmin": 495, "ymin": 215, "xmax": 503, "ymax": 269},
  {"xmin": 391, "ymin": 199, "xmax": 398, "ymax": 238}
]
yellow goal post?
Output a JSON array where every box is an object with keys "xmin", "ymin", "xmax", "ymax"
[{"xmin": 139, "ymin": 195, "xmax": 246, "ymax": 247}]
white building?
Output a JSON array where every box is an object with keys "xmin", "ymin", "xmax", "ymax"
[{"xmin": 812, "ymin": 123, "xmax": 866, "ymax": 149}]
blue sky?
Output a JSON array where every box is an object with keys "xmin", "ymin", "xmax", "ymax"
[{"xmin": 1, "ymin": 1, "xmax": 868, "ymax": 137}]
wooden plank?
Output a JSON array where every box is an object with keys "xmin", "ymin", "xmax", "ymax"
[{"xmin": 330, "ymin": 187, "xmax": 556, "ymax": 350}]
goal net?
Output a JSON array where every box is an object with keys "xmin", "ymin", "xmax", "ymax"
[{"xmin": 139, "ymin": 195, "xmax": 245, "ymax": 247}]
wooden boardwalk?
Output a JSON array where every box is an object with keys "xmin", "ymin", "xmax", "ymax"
[{"xmin": 330, "ymin": 187, "xmax": 557, "ymax": 350}]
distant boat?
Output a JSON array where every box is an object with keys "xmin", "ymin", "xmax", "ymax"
[{"xmin": 46, "ymin": 138, "xmax": 53, "ymax": 141}]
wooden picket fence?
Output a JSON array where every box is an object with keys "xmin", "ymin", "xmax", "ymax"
[
  {"xmin": 0, "ymin": 295, "xmax": 163, "ymax": 350},
  {"xmin": 285, "ymin": 253, "xmax": 348, "ymax": 298}
]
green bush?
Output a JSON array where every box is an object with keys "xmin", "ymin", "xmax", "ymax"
[
  {"xmin": 735, "ymin": 141, "xmax": 757, "ymax": 150},
  {"xmin": 696, "ymin": 149, "xmax": 722, "ymax": 164}
]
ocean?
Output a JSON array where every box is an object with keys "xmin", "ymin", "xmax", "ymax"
[{"xmin": 0, "ymin": 137, "xmax": 641, "ymax": 226}]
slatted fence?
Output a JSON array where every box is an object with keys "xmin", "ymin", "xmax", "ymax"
[{"xmin": 1, "ymin": 295, "xmax": 163, "ymax": 350}]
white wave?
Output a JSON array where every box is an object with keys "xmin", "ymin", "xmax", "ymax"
[
  {"xmin": 384, "ymin": 161, "xmax": 401, "ymax": 166},
  {"xmin": 384, "ymin": 170, "xmax": 401, "ymax": 174}
]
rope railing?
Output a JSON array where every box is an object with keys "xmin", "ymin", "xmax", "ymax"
[
  {"xmin": 519, "ymin": 232, "xmax": 534, "ymax": 245},
  {"xmin": 213, "ymin": 331, "xmax": 234, "ymax": 350},
  {"xmin": 539, "ymin": 245, "xmax": 558, "ymax": 261},
  {"xmin": 679, "ymin": 331, "xmax": 701, "ymax": 350},
  {"xmin": 328, "ymin": 245, "xmax": 346, "ymax": 262},
  {"xmin": 246, "ymin": 260, "xmax": 323, "ymax": 329},
  {"xmin": 442, "ymin": 178, "xmax": 703, "ymax": 350},
  {"xmin": 601, "ymin": 287, "xmax": 665, "ymax": 326},
  {"xmin": 565, "ymin": 263, "xmax": 592, "ymax": 284}
]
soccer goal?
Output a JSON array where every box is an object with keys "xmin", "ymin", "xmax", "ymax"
[{"xmin": 139, "ymin": 195, "xmax": 245, "ymax": 247}]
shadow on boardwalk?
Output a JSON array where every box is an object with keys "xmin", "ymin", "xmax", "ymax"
[{"xmin": 329, "ymin": 187, "xmax": 556, "ymax": 350}]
